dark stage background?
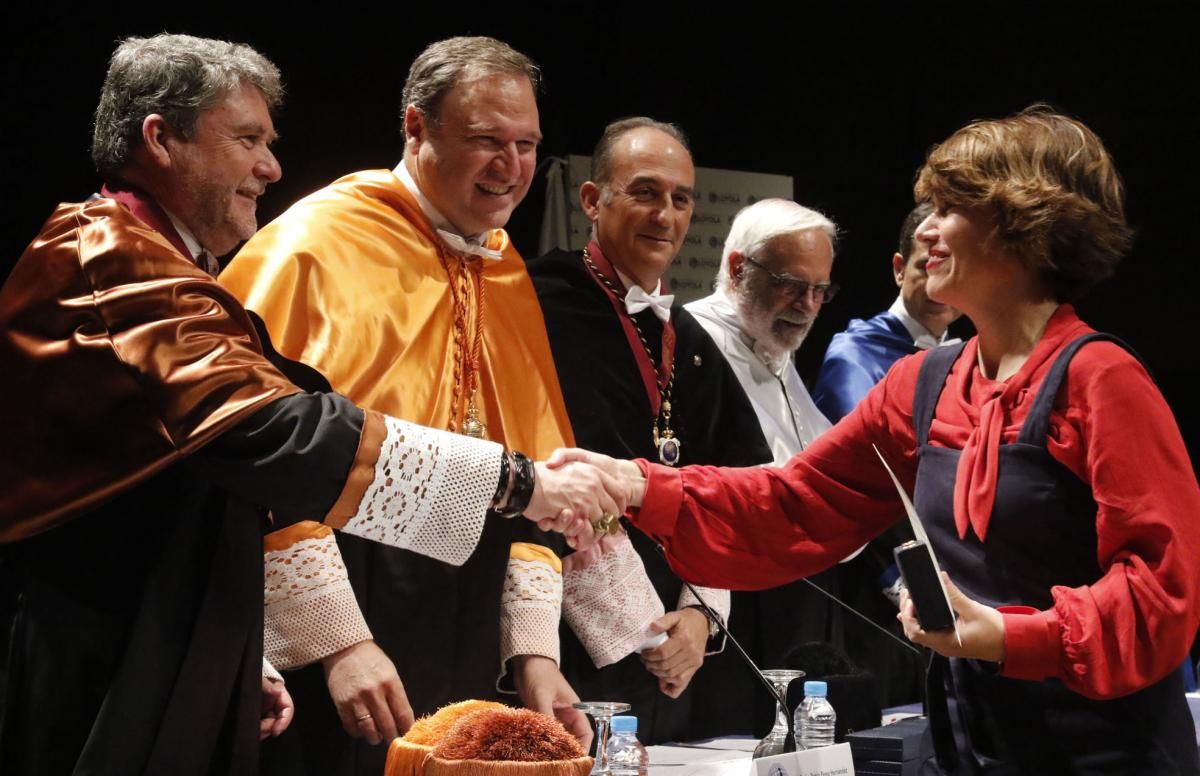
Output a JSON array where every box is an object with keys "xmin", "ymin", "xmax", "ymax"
[{"xmin": 3, "ymin": 1, "xmax": 1197, "ymax": 463}]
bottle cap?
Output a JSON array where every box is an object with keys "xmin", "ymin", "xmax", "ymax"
[
  {"xmin": 611, "ymin": 715, "xmax": 638, "ymax": 733},
  {"xmin": 803, "ymin": 680, "xmax": 828, "ymax": 697}
]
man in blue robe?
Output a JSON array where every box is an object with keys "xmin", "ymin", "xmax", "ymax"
[{"xmin": 812, "ymin": 202, "xmax": 960, "ymax": 423}]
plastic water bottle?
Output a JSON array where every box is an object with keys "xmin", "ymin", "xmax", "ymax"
[
  {"xmin": 605, "ymin": 715, "xmax": 649, "ymax": 775},
  {"xmin": 794, "ymin": 680, "xmax": 836, "ymax": 749}
]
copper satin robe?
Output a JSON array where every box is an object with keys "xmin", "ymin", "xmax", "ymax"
[
  {"xmin": 0, "ymin": 198, "xmax": 384, "ymax": 775},
  {"xmin": 0, "ymin": 198, "xmax": 299, "ymax": 541}
]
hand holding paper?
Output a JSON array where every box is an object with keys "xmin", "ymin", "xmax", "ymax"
[
  {"xmin": 872, "ymin": 445, "xmax": 1007, "ymax": 663},
  {"xmin": 873, "ymin": 445, "xmax": 962, "ymax": 646}
]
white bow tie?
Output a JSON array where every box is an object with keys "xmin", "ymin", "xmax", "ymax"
[
  {"xmin": 624, "ymin": 285, "xmax": 674, "ymax": 322},
  {"xmin": 437, "ymin": 228, "xmax": 503, "ymax": 261}
]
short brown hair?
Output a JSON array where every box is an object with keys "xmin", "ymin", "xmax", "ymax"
[
  {"xmin": 914, "ymin": 105, "xmax": 1131, "ymax": 301},
  {"xmin": 402, "ymin": 36, "xmax": 540, "ymax": 127},
  {"xmin": 590, "ymin": 117, "xmax": 690, "ymax": 187}
]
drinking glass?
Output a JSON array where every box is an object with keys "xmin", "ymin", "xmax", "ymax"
[
  {"xmin": 572, "ymin": 701, "xmax": 631, "ymax": 775},
  {"xmin": 752, "ymin": 669, "xmax": 805, "ymax": 759}
]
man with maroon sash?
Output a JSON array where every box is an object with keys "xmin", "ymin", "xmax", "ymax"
[{"xmin": 528, "ymin": 118, "xmax": 758, "ymax": 742}]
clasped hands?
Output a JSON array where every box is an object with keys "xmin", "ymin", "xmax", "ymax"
[
  {"xmin": 524, "ymin": 449, "xmax": 646, "ymax": 549},
  {"xmin": 640, "ymin": 608, "xmax": 710, "ymax": 697},
  {"xmin": 522, "ymin": 449, "xmax": 644, "ymax": 548}
]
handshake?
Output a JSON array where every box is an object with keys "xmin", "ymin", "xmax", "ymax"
[{"xmin": 513, "ymin": 448, "xmax": 648, "ymax": 549}]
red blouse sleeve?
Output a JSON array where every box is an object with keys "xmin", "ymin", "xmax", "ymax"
[
  {"xmin": 631, "ymin": 352, "xmax": 926, "ymax": 590},
  {"xmin": 1001, "ymin": 344, "xmax": 1200, "ymax": 698}
]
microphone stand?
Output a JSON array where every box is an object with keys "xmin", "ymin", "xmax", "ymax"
[{"xmin": 657, "ymin": 546, "xmax": 796, "ymax": 752}]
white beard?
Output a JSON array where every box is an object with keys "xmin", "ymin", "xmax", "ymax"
[{"xmin": 733, "ymin": 288, "xmax": 812, "ymax": 358}]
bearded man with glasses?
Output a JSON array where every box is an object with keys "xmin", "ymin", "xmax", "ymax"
[
  {"xmin": 687, "ymin": 197, "xmax": 839, "ymax": 461},
  {"xmin": 682, "ymin": 198, "xmax": 862, "ymax": 740}
]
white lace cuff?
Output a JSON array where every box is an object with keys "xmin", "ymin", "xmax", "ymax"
[
  {"xmin": 264, "ymin": 523, "xmax": 373, "ymax": 670},
  {"xmin": 497, "ymin": 544, "xmax": 563, "ymax": 691},
  {"xmin": 325, "ymin": 410, "xmax": 502, "ymax": 566},
  {"xmin": 678, "ymin": 585, "xmax": 730, "ymax": 655},
  {"xmin": 562, "ymin": 532, "xmax": 665, "ymax": 669}
]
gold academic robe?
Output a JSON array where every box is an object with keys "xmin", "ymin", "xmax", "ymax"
[
  {"xmin": 222, "ymin": 169, "xmax": 573, "ymax": 453},
  {"xmin": 221, "ymin": 169, "xmax": 573, "ymax": 776}
]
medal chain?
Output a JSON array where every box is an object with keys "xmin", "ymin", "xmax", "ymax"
[{"xmin": 582, "ymin": 246, "xmax": 676, "ymax": 449}]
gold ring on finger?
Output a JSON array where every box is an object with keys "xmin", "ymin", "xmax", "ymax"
[{"xmin": 592, "ymin": 512, "xmax": 620, "ymax": 536}]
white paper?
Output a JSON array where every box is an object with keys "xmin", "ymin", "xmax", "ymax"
[
  {"xmin": 751, "ymin": 750, "xmax": 801, "ymax": 776},
  {"xmin": 645, "ymin": 742, "xmax": 751, "ymax": 775},
  {"xmin": 750, "ymin": 742, "xmax": 856, "ymax": 776},
  {"xmin": 636, "ymin": 630, "xmax": 669, "ymax": 651},
  {"xmin": 873, "ymin": 444, "xmax": 962, "ymax": 646}
]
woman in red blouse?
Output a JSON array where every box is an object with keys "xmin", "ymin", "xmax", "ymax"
[{"xmin": 550, "ymin": 106, "xmax": 1200, "ymax": 774}]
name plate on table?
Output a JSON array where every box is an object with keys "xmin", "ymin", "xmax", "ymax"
[{"xmin": 752, "ymin": 742, "xmax": 855, "ymax": 776}]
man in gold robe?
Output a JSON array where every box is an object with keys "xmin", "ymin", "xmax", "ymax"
[{"xmin": 223, "ymin": 36, "xmax": 626, "ymax": 776}]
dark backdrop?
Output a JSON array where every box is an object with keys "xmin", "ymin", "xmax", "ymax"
[{"xmin": 3, "ymin": 1, "xmax": 1197, "ymax": 462}]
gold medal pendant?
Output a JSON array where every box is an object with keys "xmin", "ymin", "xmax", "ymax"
[
  {"xmin": 463, "ymin": 393, "xmax": 488, "ymax": 440},
  {"xmin": 655, "ymin": 398, "xmax": 680, "ymax": 466},
  {"xmin": 657, "ymin": 430, "xmax": 681, "ymax": 466}
]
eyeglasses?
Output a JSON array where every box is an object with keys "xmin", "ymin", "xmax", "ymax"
[{"xmin": 743, "ymin": 256, "xmax": 839, "ymax": 303}]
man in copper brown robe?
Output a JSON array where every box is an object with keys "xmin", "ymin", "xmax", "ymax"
[{"xmin": 0, "ymin": 33, "xmax": 610, "ymax": 776}]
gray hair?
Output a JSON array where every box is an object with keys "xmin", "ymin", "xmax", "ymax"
[
  {"xmin": 590, "ymin": 116, "xmax": 690, "ymax": 189},
  {"xmin": 717, "ymin": 199, "xmax": 838, "ymax": 288},
  {"xmin": 402, "ymin": 36, "xmax": 540, "ymax": 127},
  {"xmin": 92, "ymin": 33, "xmax": 283, "ymax": 180}
]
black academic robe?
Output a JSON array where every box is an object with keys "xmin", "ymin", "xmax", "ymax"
[
  {"xmin": 528, "ymin": 248, "xmax": 773, "ymax": 744},
  {"xmin": 536, "ymin": 254, "xmax": 858, "ymax": 741},
  {"xmin": 1, "ymin": 393, "xmax": 369, "ymax": 776},
  {"xmin": 259, "ymin": 512, "xmax": 515, "ymax": 776}
]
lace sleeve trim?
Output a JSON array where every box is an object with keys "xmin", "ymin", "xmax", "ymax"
[
  {"xmin": 562, "ymin": 533, "xmax": 665, "ymax": 668},
  {"xmin": 329, "ymin": 410, "xmax": 502, "ymax": 566},
  {"xmin": 263, "ymin": 527, "xmax": 372, "ymax": 670},
  {"xmin": 497, "ymin": 551, "xmax": 563, "ymax": 691}
]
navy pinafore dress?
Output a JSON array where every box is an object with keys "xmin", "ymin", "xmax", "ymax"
[{"xmin": 910, "ymin": 334, "xmax": 1198, "ymax": 775}]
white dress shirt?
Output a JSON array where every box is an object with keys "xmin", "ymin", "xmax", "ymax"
[
  {"xmin": 889, "ymin": 295, "xmax": 954, "ymax": 350},
  {"xmin": 162, "ymin": 206, "xmax": 219, "ymax": 275},
  {"xmin": 394, "ymin": 161, "xmax": 502, "ymax": 260},
  {"xmin": 685, "ymin": 289, "xmax": 832, "ymax": 466}
]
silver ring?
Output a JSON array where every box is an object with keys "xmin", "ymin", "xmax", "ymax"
[{"xmin": 355, "ymin": 712, "xmax": 373, "ymax": 722}]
